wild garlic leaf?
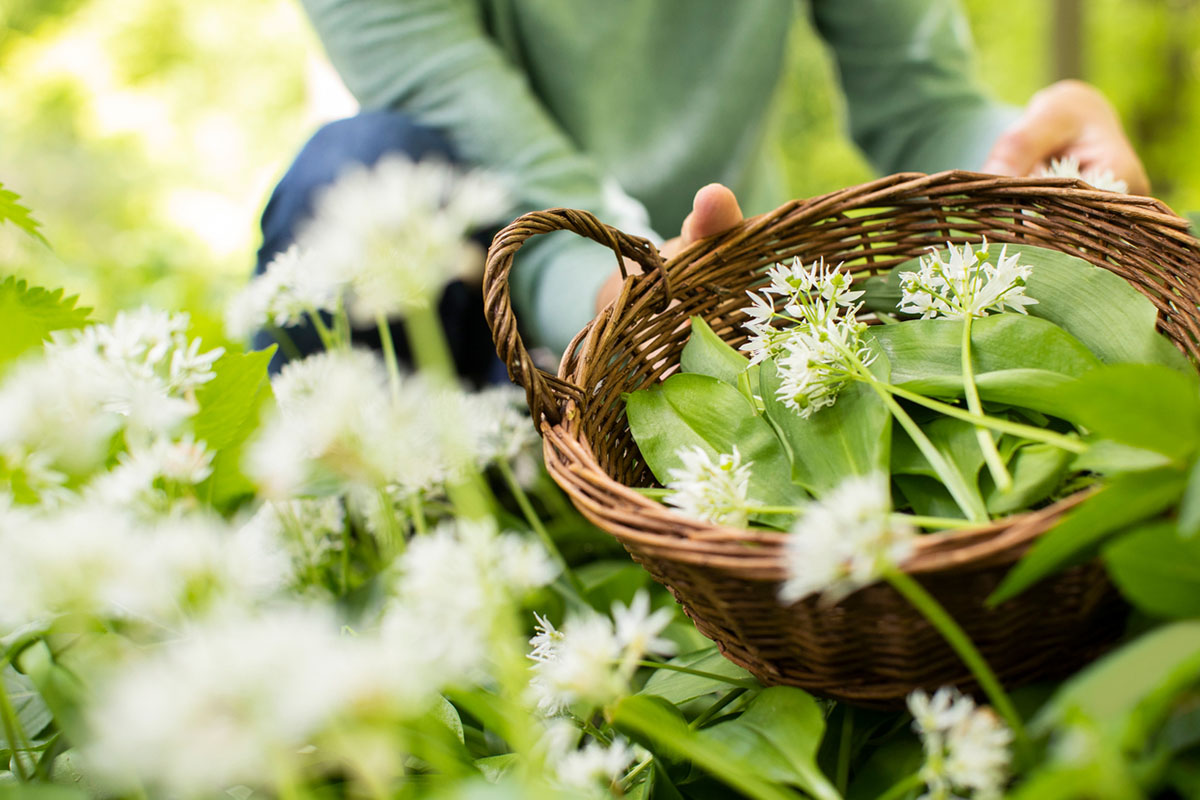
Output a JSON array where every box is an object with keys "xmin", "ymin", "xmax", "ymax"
[
  {"xmin": 680, "ymin": 316, "xmax": 753, "ymax": 388},
  {"xmin": 1104, "ymin": 521, "xmax": 1200, "ymax": 619},
  {"xmin": 983, "ymin": 441, "xmax": 1074, "ymax": 516}
]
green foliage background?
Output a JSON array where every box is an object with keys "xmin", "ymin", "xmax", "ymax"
[{"xmin": 1, "ymin": 0, "xmax": 1198, "ymax": 331}]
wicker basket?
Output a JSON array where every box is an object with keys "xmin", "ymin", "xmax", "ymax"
[{"xmin": 483, "ymin": 170, "xmax": 1200, "ymax": 707}]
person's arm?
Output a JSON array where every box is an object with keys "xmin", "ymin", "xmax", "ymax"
[
  {"xmin": 301, "ymin": 0, "xmax": 659, "ymax": 353},
  {"xmin": 812, "ymin": 0, "xmax": 1019, "ymax": 175}
]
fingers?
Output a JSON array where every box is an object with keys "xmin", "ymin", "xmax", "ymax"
[{"xmin": 982, "ymin": 82, "xmax": 1086, "ymax": 177}]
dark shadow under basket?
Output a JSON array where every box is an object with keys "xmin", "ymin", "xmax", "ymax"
[{"xmin": 483, "ymin": 171, "xmax": 1200, "ymax": 708}]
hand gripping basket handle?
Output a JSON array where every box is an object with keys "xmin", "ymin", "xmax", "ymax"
[{"xmin": 483, "ymin": 207, "xmax": 670, "ymax": 426}]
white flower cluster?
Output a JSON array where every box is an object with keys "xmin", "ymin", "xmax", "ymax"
[
  {"xmin": 897, "ymin": 240, "xmax": 1037, "ymax": 321},
  {"xmin": 528, "ymin": 591, "xmax": 675, "ymax": 714},
  {"xmin": 780, "ymin": 472, "xmax": 915, "ymax": 604},
  {"xmin": 1039, "ymin": 154, "xmax": 1129, "ymax": 194},
  {"xmin": 0, "ymin": 309, "xmax": 221, "ymax": 506},
  {"xmin": 227, "ymin": 156, "xmax": 509, "ymax": 336},
  {"xmin": 741, "ymin": 256, "xmax": 873, "ymax": 418},
  {"xmin": 665, "ymin": 445, "xmax": 756, "ymax": 528},
  {"xmin": 907, "ymin": 687, "xmax": 1013, "ymax": 800},
  {"xmin": 540, "ymin": 720, "xmax": 640, "ymax": 796},
  {"xmin": 0, "ymin": 508, "xmax": 290, "ymax": 633}
]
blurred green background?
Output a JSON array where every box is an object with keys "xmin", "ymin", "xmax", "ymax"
[{"xmin": 1, "ymin": 0, "xmax": 1198, "ymax": 339}]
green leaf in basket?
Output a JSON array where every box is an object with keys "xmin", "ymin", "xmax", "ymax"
[
  {"xmin": 1046, "ymin": 364, "xmax": 1200, "ymax": 463},
  {"xmin": 698, "ymin": 687, "xmax": 841, "ymax": 800},
  {"xmin": 895, "ymin": 368, "xmax": 1081, "ymax": 420},
  {"xmin": 1, "ymin": 665, "xmax": 52, "ymax": 751},
  {"xmin": 759, "ymin": 354, "xmax": 891, "ymax": 497},
  {"xmin": 625, "ymin": 373, "xmax": 807, "ymax": 522},
  {"xmin": 867, "ymin": 314, "xmax": 1101, "ymax": 392},
  {"xmin": 639, "ymin": 645, "xmax": 757, "ymax": 706},
  {"xmin": 983, "ymin": 441, "xmax": 1074, "ymax": 516},
  {"xmin": 1103, "ymin": 521, "xmax": 1200, "ymax": 619},
  {"xmin": 1069, "ymin": 439, "xmax": 1173, "ymax": 476},
  {"xmin": 989, "ymin": 466, "xmax": 1187, "ymax": 605},
  {"xmin": 1178, "ymin": 457, "xmax": 1200, "ymax": 538},
  {"xmin": 681, "ymin": 316, "xmax": 752, "ymax": 388},
  {"xmin": 890, "ymin": 416, "xmax": 986, "ymax": 519},
  {"xmin": 1032, "ymin": 621, "xmax": 1200, "ymax": 749}
]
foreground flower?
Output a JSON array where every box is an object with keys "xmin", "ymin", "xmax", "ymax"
[
  {"xmin": 225, "ymin": 244, "xmax": 342, "ymax": 340},
  {"xmin": 780, "ymin": 472, "xmax": 915, "ymax": 604},
  {"xmin": 908, "ymin": 687, "xmax": 1013, "ymax": 799},
  {"xmin": 741, "ymin": 257, "xmax": 874, "ymax": 417},
  {"xmin": 665, "ymin": 446, "xmax": 756, "ymax": 527},
  {"xmin": 528, "ymin": 590, "xmax": 675, "ymax": 714},
  {"xmin": 898, "ymin": 240, "xmax": 1037, "ymax": 320},
  {"xmin": 1039, "ymin": 154, "xmax": 1129, "ymax": 194}
]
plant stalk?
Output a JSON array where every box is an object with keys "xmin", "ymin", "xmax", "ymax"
[{"xmin": 962, "ymin": 315, "xmax": 1012, "ymax": 492}]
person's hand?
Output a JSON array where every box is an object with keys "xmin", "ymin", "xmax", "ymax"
[
  {"xmin": 982, "ymin": 79, "xmax": 1149, "ymax": 195},
  {"xmin": 595, "ymin": 183, "xmax": 743, "ymax": 313}
]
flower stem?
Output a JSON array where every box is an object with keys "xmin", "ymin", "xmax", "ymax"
[
  {"xmin": 835, "ymin": 706, "xmax": 853, "ymax": 796},
  {"xmin": 305, "ymin": 306, "xmax": 338, "ymax": 352},
  {"xmin": 902, "ymin": 514, "xmax": 980, "ymax": 530},
  {"xmin": 374, "ymin": 310, "xmax": 403, "ymax": 401},
  {"xmin": 0, "ymin": 656, "xmax": 31, "ymax": 781},
  {"xmin": 883, "ymin": 382, "xmax": 1086, "ymax": 453},
  {"xmin": 634, "ymin": 660, "xmax": 759, "ymax": 689},
  {"xmin": 264, "ymin": 323, "xmax": 302, "ymax": 362},
  {"xmin": 689, "ymin": 688, "xmax": 748, "ymax": 729},
  {"xmin": 497, "ymin": 459, "xmax": 588, "ymax": 602},
  {"xmin": 869, "ymin": 382, "xmax": 989, "ymax": 523},
  {"xmin": 874, "ymin": 771, "xmax": 924, "ymax": 800},
  {"xmin": 962, "ymin": 315, "xmax": 1012, "ymax": 492},
  {"xmin": 882, "ymin": 566, "xmax": 1030, "ymax": 757},
  {"xmin": 408, "ymin": 492, "xmax": 427, "ymax": 536},
  {"xmin": 406, "ymin": 302, "xmax": 456, "ymax": 386}
]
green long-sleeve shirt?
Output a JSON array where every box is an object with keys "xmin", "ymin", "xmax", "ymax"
[{"xmin": 300, "ymin": 0, "xmax": 1017, "ymax": 354}]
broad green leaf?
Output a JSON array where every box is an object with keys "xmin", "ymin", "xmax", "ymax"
[
  {"xmin": 681, "ymin": 317, "xmax": 752, "ymax": 388},
  {"xmin": 626, "ymin": 373, "xmax": 807, "ymax": 518},
  {"xmin": 984, "ymin": 441, "xmax": 1073, "ymax": 516},
  {"xmin": 0, "ymin": 667, "xmax": 51, "ymax": 750},
  {"xmin": 434, "ymin": 696, "xmax": 465, "ymax": 745},
  {"xmin": 759, "ymin": 356, "xmax": 891, "ymax": 496},
  {"xmin": 1103, "ymin": 521, "xmax": 1200, "ymax": 619},
  {"xmin": 867, "ymin": 314, "xmax": 1101, "ymax": 391},
  {"xmin": 191, "ymin": 348, "xmax": 276, "ymax": 452},
  {"xmin": 1181, "ymin": 457, "xmax": 1200, "ymax": 538},
  {"xmin": 639, "ymin": 646, "xmax": 757, "ymax": 705},
  {"xmin": 0, "ymin": 184, "xmax": 47, "ymax": 245},
  {"xmin": 1032, "ymin": 621, "xmax": 1200, "ymax": 749},
  {"xmin": 891, "ymin": 417, "xmax": 986, "ymax": 519},
  {"xmin": 1049, "ymin": 364, "xmax": 1200, "ymax": 462},
  {"xmin": 611, "ymin": 695, "xmax": 801, "ymax": 800},
  {"xmin": 575, "ymin": 560, "xmax": 651, "ymax": 610},
  {"xmin": 896, "ymin": 368, "xmax": 1080, "ymax": 419},
  {"xmin": 990, "ymin": 466, "xmax": 1187, "ymax": 605},
  {"xmin": 0, "ymin": 277, "xmax": 90, "ymax": 371},
  {"xmin": 893, "ymin": 474, "xmax": 962, "ymax": 519},
  {"xmin": 1071, "ymin": 439, "xmax": 1172, "ymax": 476},
  {"xmin": 473, "ymin": 754, "xmax": 517, "ymax": 782},
  {"xmin": 845, "ymin": 737, "xmax": 923, "ymax": 800},
  {"xmin": 698, "ymin": 687, "xmax": 840, "ymax": 800}
]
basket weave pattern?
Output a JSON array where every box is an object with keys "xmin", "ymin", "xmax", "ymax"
[{"xmin": 483, "ymin": 171, "xmax": 1200, "ymax": 706}]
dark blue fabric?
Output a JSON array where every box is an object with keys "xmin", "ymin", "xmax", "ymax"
[{"xmin": 251, "ymin": 110, "xmax": 506, "ymax": 385}]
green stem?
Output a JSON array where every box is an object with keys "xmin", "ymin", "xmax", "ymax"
[
  {"xmin": 304, "ymin": 306, "xmax": 337, "ymax": 352},
  {"xmin": 883, "ymin": 381, "xmax": 1086, "ymax": 453},
  {"xmin": 408, "ymin": 492, "xmax": 428, "ymax": 536},
  {"xmin": 962, "ymin": 315, "xmax": 1012, "ymax": 492},
  {"xmin": 621, "ymin": 755, "xmax": 655, "ymax": 790},
  {"xmin": 634, "ymin": 487, "xmax": 670, "ymax": 498},
  {"xmin": 690, "ymin": 688, "xmax": 748, "ymax": 730},
  {"xmin": 835, "ymin": 707, "xmax": 853, "ymax": 796},
  {"xmin": 406, "ymin": 302, "xmax": 457, "ymax": 386},
  {"xmin": 635, "ymin": 660, "xmax": 759, "ymax": 689},
  {"xmin": 883, "ymin": 567, "xmax": 1031, "ymax": 758},
  {"xmin": 497, "ymin": 460, "xmax": 588, "ymax": 602},
  {"xmin": 870, "ymin": 383, "xmax": 989, "ymax": 523},
  {"xmin": 902, "ymin": 515, "xmax": 980, "ymax": 530},
  {"xmin": 874, "ymin": 771, "xmax": 925, "ymax": 800},
  {"xmin": 0, "ymin": 657, "xmax": 31, "ymax": 781},
  {"xmin": 375, "ymin": 310, "xmax": 403, "ymax": 401},
  {"xmin": 264, "ymin": 323, "xmax": 302, "ymax": 362}
]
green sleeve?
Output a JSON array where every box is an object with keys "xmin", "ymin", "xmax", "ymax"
[
  {"xmin": 299, "ymin": 0, "xmax": 659, "ymax": 354},
  {"xmin": 812, "ymin": 0, "xmax": 1020, "ymax": 175}
]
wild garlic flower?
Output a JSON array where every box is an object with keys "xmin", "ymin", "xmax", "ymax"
[
  {"xmin": 83, "ymin": 434, "xmax": 215, "ymax": 516},
  {"xmin": 300, "ymin": 156, "xmax": 509, "ymax": 324},
  {"xmin": 898, "ymin": 239, "xmax": 1037, "ymax": 320},
  {"xmin": 551, "ymin": 735, "xmax": 639, "ymax": 795},
  {"xmin": 528, "ymin": 590, "xmax": 675, "ymax": 714},
  {"xmin": 1039, "ymin": 154, "xmax": 1129, "ymax": 194},
  {"xmin": 908, "ymin": 687, "xmax": 1013, "ymax": 800},
  {"xmin": 665, "ymin": 446, "xmax": 756, "ymax": 528},
  {"xmin": 779, "ymin": 472, "xmax": 915, "ymax": 604},
  {"xmin": 741, "ymin": 257, "xmax": 873, "ymax": 417},
  {"xmin": 225, "ymin": 244, "xmax": 342, "ymax": 340}
]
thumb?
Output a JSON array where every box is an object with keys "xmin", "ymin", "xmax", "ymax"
[{"xmin": 681, "ymin": 183, "xmax": 743, "ymax": 244}]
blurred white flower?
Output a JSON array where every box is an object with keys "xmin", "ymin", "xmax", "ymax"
[
  {"xmin": 242, "ymin": 497, "xmax": 347, "ymax": 582},
  {"xmin": 552, "ymin": 736, "xmax": 638, "ymax": 795},
  {"xmin": 898, "ymin": 240, "xmax": 1037, "ymax": 321},
  {"xmin": 741, "ymin": 257, "xmax": 873, "ymax": 417},
  {"xmin": 1040, "ymin": 154, "xmax": 1128, "ymax": 194},
  {"xmin": 907, "ymin": 687, "xmax": 1012, "ymax": 800},
  {"xmin": 466, "ymin": 385, "xmax": 539, "ymax": 468},
  {"xmin": 780, "ymin": 472, "xmax": 915, "ymax": 604},
  {"xmin": 300, "ymin": 156, "xmax": 509, "ymax": 324},
  {"xmin": 665, "ymin": 446, "xmax": 756, "ymax": 528},
  {"xmin": 528, "ymin": 591, "xmax": 675, "ymax": 714},
  {"xmin": 225, "ymin": 244, "xmax": 342, "ymax": 340}
]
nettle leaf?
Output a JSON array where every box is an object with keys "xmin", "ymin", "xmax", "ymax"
[
  {"xmin": 1032, "ymin": 621, "xmax": 1200, "ymax": 750},
  {"xmin": 626, "ymin": 373, "xmax": 807, "ymax": 522},
  {"xmin": 1104, "ymin": 521, "xmax": 1200, "ymax": 619},
  {"xmin": 698, "ymin": 687, "xmax": 840, "ymax": 800},
  {"xmin": 867, "ymin": 314, "xmax": 1100, "ymax": 392},
  {"xmin": 639, "ymin": 646, "xmax": 757, "ymax": 705},
  {"xmin": 990, "ymin": 466, "xmax": 1187, "ymax": 605},
  {"xmin": 0, "ymin": 183, "xmax": 47, "ymax": 245},
  {"xmin": 0, "ymin": 276, "xmax": 91, "ymax": 370},
  {"xmin": 681, "ymin": 317, "xmax": 752, "ymax": 388},
  {"xmin": 759, "ymin": 353, "xmax": 891, "ymax": 497}
]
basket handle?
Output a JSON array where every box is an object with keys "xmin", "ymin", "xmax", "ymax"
[{"xmin": 483, "ymin": 207, "xmax": 670, "ymax": 426}]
